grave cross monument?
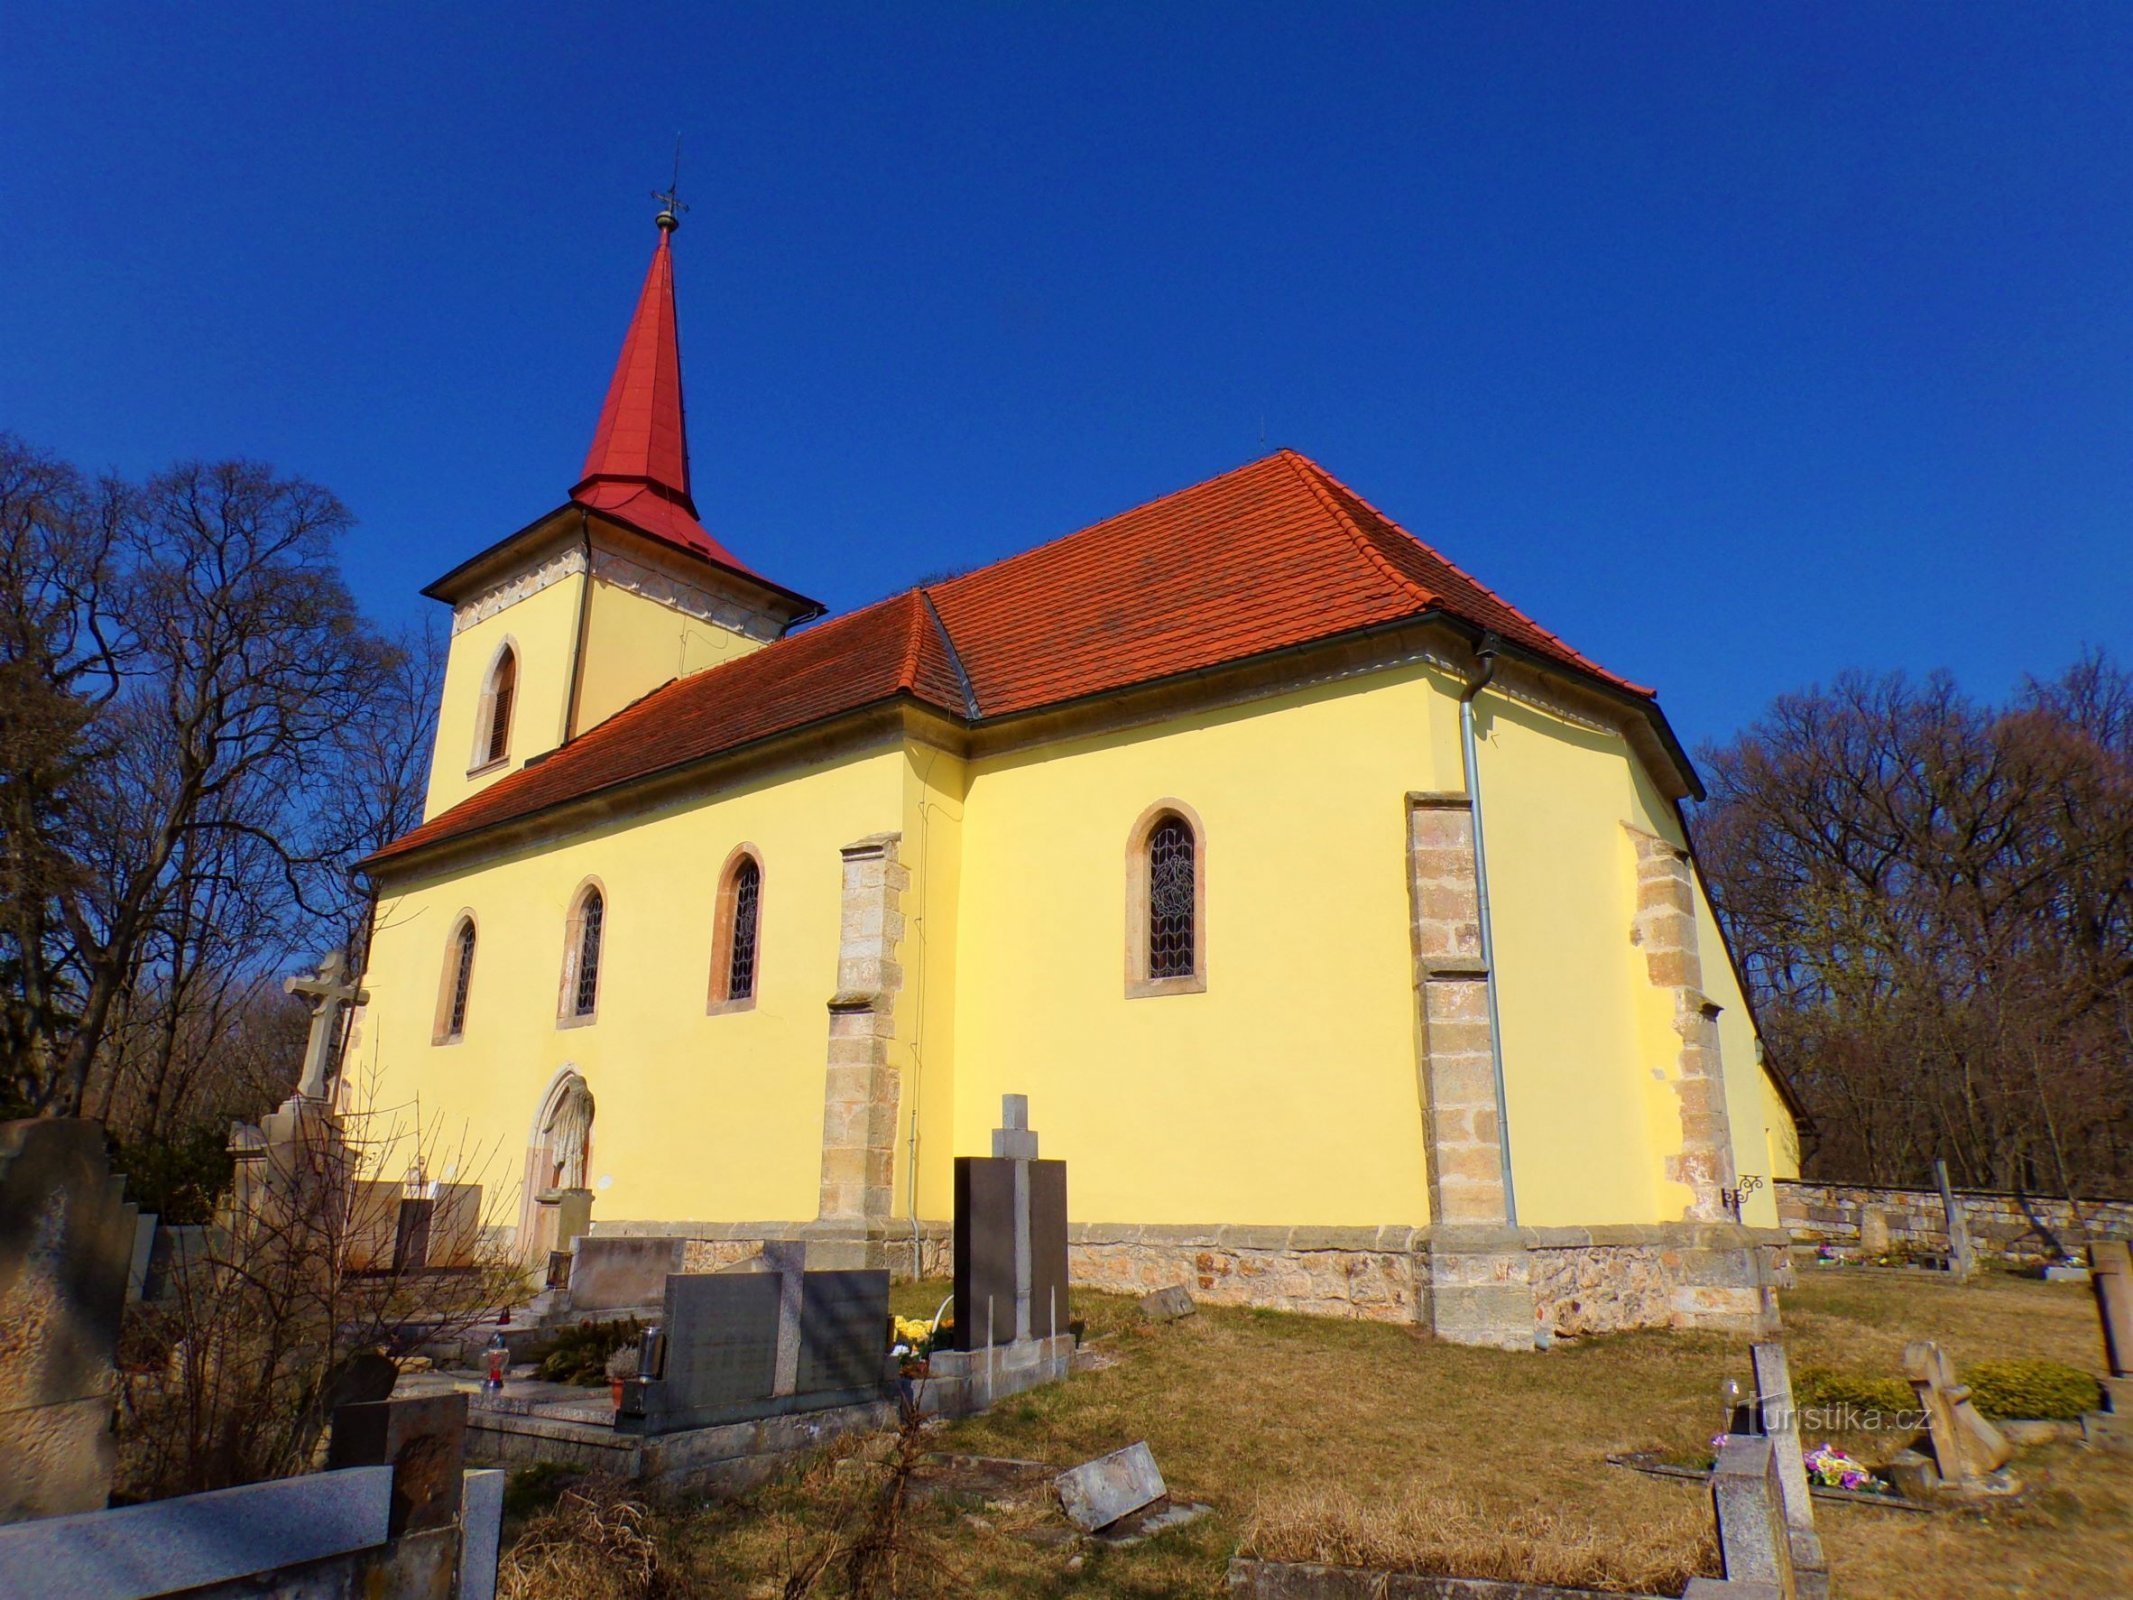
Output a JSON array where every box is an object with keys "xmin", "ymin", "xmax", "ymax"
[
  {"xmin": 1903, "ymin": 1339, "xmax": 2013, "ymax": 1485},
  {"xmin": 952, "ymin": 1094, "xmax": 1068, "ymax": 1350},
  {"xmin": 284, "ymin": 950, "xmax": 368, "ymax": 1101},
  {"xmin": 2087, "ymin": 1240, "xmax": 2133, "ymax": 1449}
]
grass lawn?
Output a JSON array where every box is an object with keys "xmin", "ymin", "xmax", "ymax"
[{"xmin": 501, "ymin": 1267, "xmax": 2129, "ymax": 1599}]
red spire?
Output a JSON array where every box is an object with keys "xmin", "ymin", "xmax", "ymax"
[{"xmin": 571, "ymin": 215, "xmax": 753, "ymax": 569}]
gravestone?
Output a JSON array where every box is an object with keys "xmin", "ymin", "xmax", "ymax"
[
  {"xmin": 124, "ymin": 1211, "xmax": 157, "ymax": 1304},
  {"xmin": 630, "ymin": 1272, "xmax": 781, "ymax": 1432},
  {"xmin": 2087, "ymin": 1240, "xmax": 2133, "ymax": 1450},
  {"xmin": 624, "ymin": 1256, "xmax": 891, "ymax": 1435},
  {"xmin": 953, "ymin": 1095, "xmax": 1069, "ymax": 1350},
  {"xmin": 796, "ymin": 1269, "xmax": 890, "ymax": 1395},
  {"xmin": 0, "ymin": 1119, "xmax": 137, "ymax": 1523},
  {"xmin": 1138, "ymin": 1285, "xmax": 1196, "ymax": 1322},
  {"xmin": 1903, "ymin": 1340, "xmax": 2012, "ymax": 1484},
  {"xmin": 1683, "ymin": 1435, "xmax": 1796, "ymax": 1600},
  {"xmin": 1857, "ymin": 1206, "xmax": 1890, "ymax": 1257},
  {"xmin": 567, "ymin": 1235, "xmax": 686, "ymax": 1311},
  {"xmin": 325, "ymin": 1392, "xmax": 468, "ymax": 1536},
  {"xmin": 1055, "ymin": 1441, "xmax": 1166, "ymax": 1532},
  {"xmin": 1933, "ymin": 1159, "xmax": 1976, "ymax": 1281},
  {"xmin": 1751, "ymin": 1343, "xmax": 1826, "ymax": 1595},
  {"xmin": 2088, "ymin": 1240, "xmax": 2133, "ymax": 1379},
  {"xmin": 345, "ymin": 1180, "xmax": 402, "ymax": 1272}
]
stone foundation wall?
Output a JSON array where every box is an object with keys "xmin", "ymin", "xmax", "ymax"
[
  {"xmin": 1523, "ymin": 1225, "xmax": 1790, "ymax": 1337},
  {"xmin": 1065, "ymin": 1220, "xmax": 1787, "ymax": 1336},
  {"xmin": 1775, "ymin": 1179, "xmax": 2133, "ymax": 1263},
  {"xmin": 1068, "ymin": 1223, "xmax": 1424, "ymax": 1321},
  {"xmin": 593, "ymin": 1215, "xmax": 1786, "ymax": 1338}
]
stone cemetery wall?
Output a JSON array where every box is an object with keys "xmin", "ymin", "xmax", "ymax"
[{"xmin": 1776, "ymin": 1179, "xmax": 2133, "ymax": 1263}]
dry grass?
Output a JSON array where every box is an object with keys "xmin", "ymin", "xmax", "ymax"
[
  {"xmin": 1242, "ymin": 1482, "xmax": 1715, "ymax": 1594},
  {"xmin": 500, "ymin": 1483, "xmax": 665, "ymax": 1600},
  {"xmin": 497, "ymin": 1267, "xmax": 2129, "ymax": 1599}
]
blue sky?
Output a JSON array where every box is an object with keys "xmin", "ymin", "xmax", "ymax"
[{"xmin": 3, "ymin": 3, "xmax": 2127, "ymax": 754}]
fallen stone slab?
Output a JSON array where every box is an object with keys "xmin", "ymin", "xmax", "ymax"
[
  {"xmin": 1138, "ymin": 1284, "xmax": 1196, "ymax": 1321},
  {"xmin": 1056, "ymin": 1440, "xmax": 1166, "ymax": 1531}
]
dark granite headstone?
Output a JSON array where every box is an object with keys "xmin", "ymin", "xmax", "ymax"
[
  {"xmin": 392, "ymin": 1197, "xmax": 433, "ymax": 1270},
  {"xmin": 952, "ymin": 1154, "xmax": 1068, "ymax": 1350},
  {"xmin": 630, "ymin": 1272, "xmax": 781, "ymax": 1433},
  {"xmin": 797, "ymin": 1270, "xmax": 890, "ymax": 1395},
  {"xmin": 954, "ymin": 1157, "xmax": 1016, "ymax": 1350},
  {"xmin": 1028, "ymin": 1159, "xmax": 1069, "ymax": 1340}
]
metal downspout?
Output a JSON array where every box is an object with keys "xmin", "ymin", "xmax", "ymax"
[{"xmin": 1458, "ymin": 632, "xmax": 1518, "ymax": 1227}]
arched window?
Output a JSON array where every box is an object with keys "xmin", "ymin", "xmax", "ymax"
[
  {"xmin": 472, "ymin": 643, "xmax": 518, "ymax": 770},
  {"xmin": 560, "ymin": 882, "xmax": 605, "ymax": 1024},
  {"xmin": 708, "ymin": 846, "xmax": 764, "ymax": 1013},
  {"xmin": 433, "ymin": 914, "xmax": 477, "ymax": 1043},
  {"xmin": 1126, "ymin": 800, "xmax": 1207, "ymax": 997}
]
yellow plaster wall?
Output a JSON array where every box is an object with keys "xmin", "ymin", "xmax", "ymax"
[
  {"xmin": 949, "ymin": 666, "xmax": 1458, "ymax": 1227},
  {"xmin": 1474, "ymin": 698, "xmax": 1674, "ymax": 1227},
  {"xmin": 423, "ymin": 579, "xmax": 582, "ymax": 822},
  {"xmin": 577, "ymin": 575, "xmax": 767, "ymax": 731},
  {"xmin": 1692, "ymin": 868, "xmax": 1795, "ymax": 1224},
  {"xmin": 897, "ymin": 743, "xmax": 967, "ymax": 1222},
  {"xmin": 353, "ymin": 745, "xmax": 905, "ymax": 1226}
]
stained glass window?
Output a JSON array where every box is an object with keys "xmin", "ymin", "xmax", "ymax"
[
  {"xmin": 447, "ymin": 921, "xmax": 475, "ymax": 1036},
  {"xmin": 1148, "ymin": 816, "xmax": 1196, "ymax": 979},
  {"xmin": 727, "ymin": 858, "xmax": 761, "ymax": 1001},
  {"xmin": 573, "ymin": 890, "xmax": 603, "ymax": 1016}
]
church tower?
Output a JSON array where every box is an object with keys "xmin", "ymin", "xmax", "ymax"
[{"xmin": 419, "ymin": 202, "xmax": 821, "ymax": 822}]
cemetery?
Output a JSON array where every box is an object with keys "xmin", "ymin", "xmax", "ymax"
[{"xmin": 5, "ymin": 1051, "xmax": 2132, "ymax": 1599}]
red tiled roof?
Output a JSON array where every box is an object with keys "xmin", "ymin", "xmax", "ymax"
[
  {"xmin": 370, "ymin": 451, "xmax": 1652, "ymax": 867},
  {"xmin": 370, "ymin": 590, "xmax": 962, "ymax": 865}
]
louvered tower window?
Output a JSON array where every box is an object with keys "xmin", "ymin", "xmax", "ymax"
[
  {"xmin": 1147, "ymin": 816, "xmax": 1196, "ymax": 979},
  {"xmin": 482, "ymin": 647, "xmax": 516, "ymax": 765}
]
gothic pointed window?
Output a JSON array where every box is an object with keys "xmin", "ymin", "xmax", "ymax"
[
  {"xmin": 709, "ymin": 846, "xmax": 764, "ymax": 1013},
  {"xmin": 433, "ymin": 914, "xmax": 477, "ymax": 1043},
  {"xmin": 473, "ymin": 643, "xmax": 518, "ymax": 771},
  {"xmin": 1127, "ymin": 801, "xmax": 1207, "ymax": 997},
  {"xmin": 561, "ymin": 881, "xmax": 605, "ymax": 1024}
]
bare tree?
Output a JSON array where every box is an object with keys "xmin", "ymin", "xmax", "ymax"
[
  {"xmin": 1, "ymin": 443, "xmax": 404, "ymax": 1117},
  {"xmin": 1697, "ymin": 653, "xmax": 2133, "ymax": 1200}
]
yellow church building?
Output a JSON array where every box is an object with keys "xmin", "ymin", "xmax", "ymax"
[{"xmin": 348, "ymin": 206, "xmax": 1800, "ymax": 1349}]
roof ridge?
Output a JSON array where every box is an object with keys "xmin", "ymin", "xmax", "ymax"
[
  {"xmin": 929, "ymin": 451, "xmax": 1296, "ymax": 600},
  {"xmin": 1288, "ymin": 452, "xmax": 1648, "ymax": 692},
  {"xmin": 1276, "ymin": 449, "xmax": 1435, "ymax": 612}
]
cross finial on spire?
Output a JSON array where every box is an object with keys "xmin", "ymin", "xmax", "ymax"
[{"xmin": 652, "ymin": 133, "xmax": 687, "ymax": 233}]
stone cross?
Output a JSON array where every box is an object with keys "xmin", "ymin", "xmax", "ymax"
[
  {"xmin": 1683, "ymin": 1435, "xmax": 1795, "ymax": 1600},
  {"xmin": 283, "ymin": 951, "xmax": 368, "ymax": 1101},
  {"xmin": 1902, "ymin": 1339, "xmax": 2012, "ymax": 1483},
  {"xmin": 1751, "ymin": 1342, "xmax": 1827, "ymax": 1589},
  {"xmin": 1933, "ymin": 1159, "xmax": 1976, "ymax": 1280},
  {"xmin": 2088, "ymin": 1241, "xmax": 2133, "ymax": 1377},
  {"xmin": 994, "ymin": 1095, "xmax": 1039, "ymax": 1341}
]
